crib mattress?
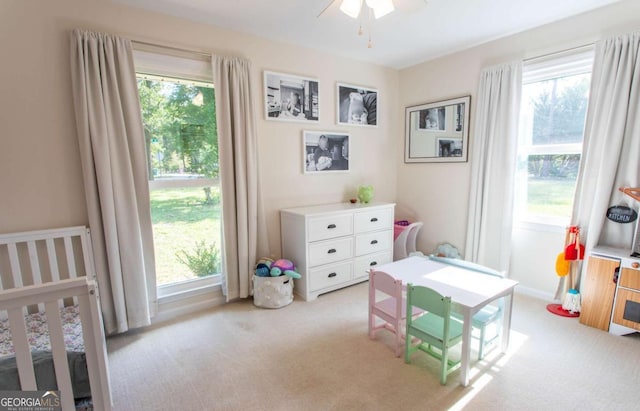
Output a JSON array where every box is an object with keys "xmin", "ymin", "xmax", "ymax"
[{"xmin": 0, "ymin": 305, "xmax": 85, "ymax": 357}]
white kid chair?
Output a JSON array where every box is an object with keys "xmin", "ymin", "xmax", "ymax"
[{"xmin": 393, "ymin": 222, "xmax": 423, "ymax": 261}]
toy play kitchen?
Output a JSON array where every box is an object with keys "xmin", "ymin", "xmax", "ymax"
[{"xmin": 579, "ymin": 187, "xmax": 640, "ymax": 335}]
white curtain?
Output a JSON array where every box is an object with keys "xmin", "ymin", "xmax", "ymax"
[
  {"xmin": 465, "ymin": 62, "xmax": 522, "ymax": 272},
  {"xmin": 212, "ymin": 56, "xmax": 269, "ymax": 301},
  {"xmin": 559, "ymin": 32, "xmax": 640, "ymax": 296},
  {"xmin": 70, "ymin": 29, "xmax": 156, "ymax": 334}
]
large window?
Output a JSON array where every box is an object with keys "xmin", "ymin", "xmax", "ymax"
[
  {"xmin": 134, "ymin": 49, "xmax": 221, "ymax": 293},
  {"xmin": 515, "ymin": 48, "xmax": 594, "ymax": 226}
]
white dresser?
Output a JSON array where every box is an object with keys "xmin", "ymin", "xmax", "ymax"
[{"xmin": 281, "ymin": 202, "xmax": 395, "ymax": 301}]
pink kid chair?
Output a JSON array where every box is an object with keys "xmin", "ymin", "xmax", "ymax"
[{"xmin": 369, "ymin": 270, "xmax": 421, "ymax": 357}]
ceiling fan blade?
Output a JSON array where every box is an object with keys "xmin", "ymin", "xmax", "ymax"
[{"xmin": 317, "ymin": 0, "xmax": 340, "ymax": 18}]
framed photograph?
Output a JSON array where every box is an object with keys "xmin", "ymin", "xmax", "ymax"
[
  {"xmin": 303, "ymin": 131, "xmax": 350, "ymax": 174},
  {"xmin": 417, "ymin": 107, "xmax": 446, "ymax": 131},
  {"xmin": 453, "ymin": 103, "xmax": 465, "ymax": 132},
  {"xmin": 405, "ymin": 95, "xmax": 470, "ymax": 163},
  {"xmin": 264, "ymin": 71, "xmax": 319, "ymax": 122},
  {"xmin": 337, "ymin": 83, "xmax": 378, "ymax": 127},
  {"xmin": 437, "ymin": 138, "xmax": 463, "ymax": 157}
]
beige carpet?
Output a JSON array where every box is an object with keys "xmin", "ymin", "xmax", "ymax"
[{"xmin": 107, "ymin": 283, "xmax": 640, "ymax": 410}]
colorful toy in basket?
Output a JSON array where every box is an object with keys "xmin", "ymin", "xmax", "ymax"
[
  {"xmin": 254, "ymin": 258, "xmax": 301, "ymax": 279},
  {"xmin": 255, "ymin": 257, "xmax": 274, "ymax": 277},
  {"xmin": 269, "ymin": 259, "xmax": 302, "ymax": 279}
]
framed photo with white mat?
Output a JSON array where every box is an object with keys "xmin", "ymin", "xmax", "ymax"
[
  {"xmin": 264, "ymin": 71, "xmax": 319, "ymax": 122},
  {"xmin": 303, "ymin": 130, "xmax": 350, "ymax": 174},
  {"xmin": 336, "ymin": 83, "xmax": 378, "ymax": 127}
]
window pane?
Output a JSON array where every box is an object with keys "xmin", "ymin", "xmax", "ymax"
[
  {"xmin": 524, "ymin": 154, "xmax": 580, "ymax": 218},
  {"xmin": 137, "ymin": 78, "xmax": 221, "ymax": 286},
  {"xmin": 138, "ymin": 79, "xmax": 218, "ymax": 181},
  {"xmin": 522, "ymin": 73, "xmax": 590, "ymax": 146},
  {"xmin": 516, "ymin": 66, "xmax": 591, "ymax": 224},
  {"xmin": 150, "ymin": 187, "xmax": 221, "ymax": 285}
]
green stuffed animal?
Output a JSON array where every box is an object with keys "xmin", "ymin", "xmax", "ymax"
[{"xmin": 358, "ymin": 185, "xmax": 374, "ymax": 204}]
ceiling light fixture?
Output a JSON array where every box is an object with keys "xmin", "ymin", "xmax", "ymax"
[
  {"xmin": 340, "ymin": 0, "xmax": 395, "ymax": 20},
  {"xmin": 338, "ymin": 0, "xmax": 394, "ymax": 48},
  {"xmin": 339, "ymin": 0, "xmax": 363, "ymax": 18},
  {"xmin": 316, "ymin": 0, "xmax": 397, "ymax": 49},
  {"xmin": 366, "ymin": 0, "xmax": 395, "ymax": 19}
]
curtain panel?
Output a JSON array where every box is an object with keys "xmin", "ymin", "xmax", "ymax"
[
  {"xmin": 558, "ymin": 32, "xmax": 640, "ymax": 297},
  {"xmin": 212, "ymin": 55, "xmax": 269, "ymax": 301},
  {"xmin": 70, "ymin": 29, "xmax": 156, "ymax": 334},
  {"xmin": 465, "ymin": 62, "xmax": 522, "ymax": 273}
]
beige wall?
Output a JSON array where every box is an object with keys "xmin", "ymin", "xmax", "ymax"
[
  {"xmin": 396, "ymin": 0, "xmax": 640, "ymax": 296},
  {"xmin": 0, "ymin": 0, "xmax": 399, "ymax": 257}
]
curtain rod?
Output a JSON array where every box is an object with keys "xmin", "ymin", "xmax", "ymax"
[
  {"xmin": 524, "ymin": 43, "xmax": 595, "ymax": 63},
  {"xmin": 131, "ymin": 39, "xmax": 211, "ymax": 59}
]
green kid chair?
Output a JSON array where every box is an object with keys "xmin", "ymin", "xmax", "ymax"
[
  {"xmin": 405, "ymin": 284, "xmax": 463, "ymax": 385},
  {"xmin": 428, "ymin": 255, "xmax": 505, "ymax": 360}
]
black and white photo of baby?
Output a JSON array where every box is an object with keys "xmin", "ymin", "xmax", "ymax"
[
  {"xmin": 338, "ymin": 84, "xmax": 378, "ymax": 126},
  {"xmin": 304, "ymin": 132, "xmax": 350, "ymax": 173}
]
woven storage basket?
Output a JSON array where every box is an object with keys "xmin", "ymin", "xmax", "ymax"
[{"xmin": 253, "ymin": 274, "xmax": 294, "ymax": 308}]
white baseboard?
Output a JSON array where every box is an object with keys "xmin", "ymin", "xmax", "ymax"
[{"xmin": 515, "ymin": 285, "xmax": 555, "ymax": 302}]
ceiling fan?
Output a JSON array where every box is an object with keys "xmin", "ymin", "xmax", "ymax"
[
  {"xmin": 317, "ymin": 0, "xmax": 428, "ymax": 48},
  {"xmin": 317, "ymin": 0, "xmax": 428, "ymax": 18}
]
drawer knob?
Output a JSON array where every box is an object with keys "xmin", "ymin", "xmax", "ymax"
[
  {"xmin": 327, "ymin": 248, "xmax": 337, "ymax": 254},
  {"xmin": 633, "ymin": 262, "xmax": 640, "ymax": 269},
  {"xmin": 327, "ymin": 224, "xmax": 337, "ymax": 229},
  {"xmin": 328, "ymin": 272, "xmax": 337, "ymax": 278},
  {"xmin": 370, "ymin": 217, "xmax": 378, "ymax": 222},
  {"xmin": 370, "ymin": 261, "xmax": 377, "ymax": 266},
  {"xmin": 370, "ymin": 240, "xmax": 378, "ymax": 245}
]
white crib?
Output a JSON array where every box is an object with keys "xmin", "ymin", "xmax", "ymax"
[{"xmin": 0, "ymin": 226, "xmax": 112, "ymax": 411}]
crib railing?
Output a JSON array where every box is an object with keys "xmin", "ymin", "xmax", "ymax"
[
  {"xmin": 0, "ymin": 277, "xmax": 112, "ymax": 411},
  {"xmin": 0, "ymin": 226, "xmax": 95, "ymax": 312}
]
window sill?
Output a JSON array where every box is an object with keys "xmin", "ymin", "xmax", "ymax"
[
  {"xmin": 157, "ymin": 274, "xmax": 222, "ymax": 302},
  {"xmin": 154, "ymin": 278, "xmax": 225, "ymax": 325},
  {"xmin": 515, "ymin": 220, "xmax": 568, "ymax": 234},
  {"xmin": 158, "ymin": 282, "xmax": 222, "ymax": 304}
]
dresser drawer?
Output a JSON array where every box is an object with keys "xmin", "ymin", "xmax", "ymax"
[
  {"xmin": 309, "ymin": 262, "xmax": 353, "ymax": 291},
  {"xmin": 354, "ymin": 251, "xmax": 393, "ymax": 280},
  {"xmin": 308, "ymin": 214, "xmax": 353, "ymax": 242},
  {"xmin": 355, "ymin": 230, "xmax": 392, "ymax": 256},
  {"xmin": 354, "ymin": 208, "xmax": 394, "ymax": 234},
  {"xmin": 309, "ymin": 237, "xmax": 354, "ymax": 266},
  {"xmin": 620, "ymin": 267, "xmax": 640, "ymax": 290}
]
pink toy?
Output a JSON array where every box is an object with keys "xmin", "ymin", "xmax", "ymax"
[
  {"xmin": 272, "ymin": 259, "xmax": 295, "ymax": 271},
  {"xmin": 269, "ymin": 259, "xmax": 302, "ymax": 279}
]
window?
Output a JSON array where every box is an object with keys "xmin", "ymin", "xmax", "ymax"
[
  {"xmin": 515, "ymin": 48, "xmax": 594, "ymax": 226},
  {"xmin": 134, "ymin": 49, "xmax": 221, "ymax": 295}
]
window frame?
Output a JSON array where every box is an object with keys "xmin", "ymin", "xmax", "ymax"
[
  {"xmin": 514, "ymin": 47, "xmax": 594, "ymax": 228},
  {"xmin": 134, "ymin": 48, "xmax": 222, "ymax": 298}
]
